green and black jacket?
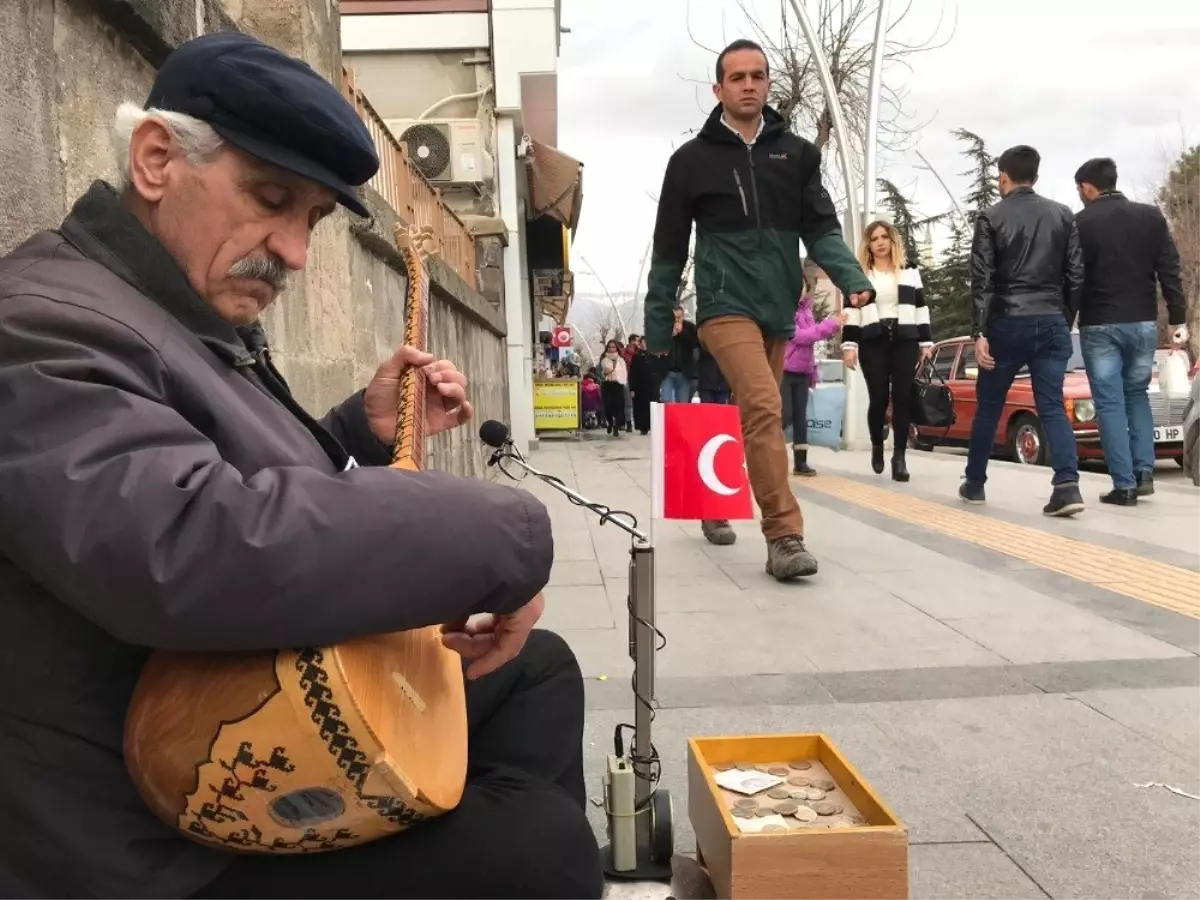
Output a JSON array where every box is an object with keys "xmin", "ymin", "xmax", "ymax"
[{"xmin": 644, "ymin": 104, "xmax": 873, "ymax": 353}]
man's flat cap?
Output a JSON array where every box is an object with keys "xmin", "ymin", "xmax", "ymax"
[{"xmin": 146, "ymin": 31, "xmax": 379, "ymax": 217}]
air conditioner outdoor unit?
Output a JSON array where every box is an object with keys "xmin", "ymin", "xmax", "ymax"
[{"xmin": 384, "ymin": 118, "xmax": 494, "ymax": 185}]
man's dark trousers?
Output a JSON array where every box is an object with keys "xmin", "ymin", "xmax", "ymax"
[{"xmin": 965, "ymin": 315, "xmax": 1079, "ymax": 486}]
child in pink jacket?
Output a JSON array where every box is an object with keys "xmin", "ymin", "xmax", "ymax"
[{"xmin": 782, "ymin": 289, "xmax": 847, "ymax": 475}]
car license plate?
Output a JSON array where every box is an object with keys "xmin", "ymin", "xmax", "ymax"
[{"xmin": 1154, "ymin": 425, "xmax": 1183, "ymax": 443}]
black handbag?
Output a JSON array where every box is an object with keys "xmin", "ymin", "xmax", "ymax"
[{"xmin": 910, "ymin": 360, "xmax": 955, "ymax": 429}]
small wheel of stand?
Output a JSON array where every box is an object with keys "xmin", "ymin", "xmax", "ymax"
[{"xmin": 650, "ymin": 789, "xmax": 674, "ymax": 863}]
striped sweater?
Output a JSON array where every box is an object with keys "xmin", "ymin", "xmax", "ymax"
[{"xmin": 842, "ymin": 265, "xmax": 933, "ymax": 351}]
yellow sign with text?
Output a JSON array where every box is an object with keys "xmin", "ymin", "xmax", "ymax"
[{"xmin": 534, "ymin": 380, "xmax": 580, "ymax": 430}]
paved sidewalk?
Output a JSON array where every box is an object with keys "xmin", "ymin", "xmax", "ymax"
[{"xmin": 508, "ymin": 431, "xmax": 1200, "ymax": 900}]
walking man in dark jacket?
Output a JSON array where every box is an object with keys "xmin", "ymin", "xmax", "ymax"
[
  {"xmin": 643, "ymin": 38, "xmax": 873, "ymax": 579},
  {"xmin": 0, "ymin": 32, "xmax": 600, "ymax": 900},
  {"xmin": 961, "ymin": 145, "xmax": 1086, "ymax": 516},
  {"xmin": 1074, "ymin": 157, "xmax": 1189, "ymax": 505}
]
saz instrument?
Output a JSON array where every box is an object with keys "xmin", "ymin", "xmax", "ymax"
[{"xmin": 123, "ymin": 225, "xmax": 468, "ymax": 854}]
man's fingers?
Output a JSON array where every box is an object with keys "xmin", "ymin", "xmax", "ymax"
[
  {"xmin": 464, "ymin": 627, "xmax": 533, "ymax": 680},
  {"xmin": 378, "ymin": 345, "xmax": 435, "ymax": 378}
]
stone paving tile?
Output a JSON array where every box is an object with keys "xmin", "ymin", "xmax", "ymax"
[{"xmin": 529, "ymin": 436, "xmax": 1200, "ymax": 899}]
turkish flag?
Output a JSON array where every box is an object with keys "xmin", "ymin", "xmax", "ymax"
[{"xmin": 650, "ymin": 402, "xmax": 754, "ymax": 520}]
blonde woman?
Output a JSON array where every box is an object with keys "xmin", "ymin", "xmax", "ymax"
[{"xmin": 842, "ymin": 221, "xmax": 934, "ymax": 482}]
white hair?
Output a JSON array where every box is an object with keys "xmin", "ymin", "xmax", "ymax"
[{"xmin": 111, "ymin": 101, "xmax": 227, "ymax": 191}]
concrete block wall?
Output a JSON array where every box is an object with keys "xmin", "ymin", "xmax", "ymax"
[{"xmin": 0, "ymin": 0, "xmax": 506, "ymax": 479}]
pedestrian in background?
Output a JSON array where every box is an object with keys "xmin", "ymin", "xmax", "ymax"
[
  {"xmin": 697, "ymin": 344, "xmax": 732, "ymax": 404},
  {"xmin": 600, "ymin": 340, "xmax": 628, "ymax": 436},
  {"xmin": 782, "ymin": 274, "xmax": 848, "ymax": 476},
  {"xmin": 627, "ymin": 336, "xmax": 659, "ymax": 434},
  {"xmin": 962, "ymin": 144, "xmax": 1085, "ymax": 516},
  {"xmin": 621, "ymin": 335, "xmax": 638, "ymax": 432},
  {"xmin": 1073, "ymin": 156, "xmax": 1190, "ymax": 505},
  {"xmin": 658, "ymin": 306, "xmax": 699, "ymax": 402},
  {"xmin": 842, "ymin": 220, "xmax": 933, "ymax": 483}
]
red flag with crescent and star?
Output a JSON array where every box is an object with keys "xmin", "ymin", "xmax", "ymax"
[{"xmin": 650, "ymin": 401, "xmax": 754, "ymax": 520}]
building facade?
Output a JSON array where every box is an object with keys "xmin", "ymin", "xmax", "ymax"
[{"xmin": 341, "ymin": 0, "xmax": 583, "ymax": 451}]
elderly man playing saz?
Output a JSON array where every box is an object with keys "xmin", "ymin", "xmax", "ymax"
[{"xmin": 0, "ymin": 32, "xmax": 602, "ymax": 900}]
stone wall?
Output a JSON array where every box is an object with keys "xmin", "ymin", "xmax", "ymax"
[{"xmin": 0, "ymin": 0, "xmax": 506, "ymax": 479}]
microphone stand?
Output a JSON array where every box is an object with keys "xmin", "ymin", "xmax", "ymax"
[{"xmin": 486, "ymin": 438, "xmax": 674, "ymax": 881}]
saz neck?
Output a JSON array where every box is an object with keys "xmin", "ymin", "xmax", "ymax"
[{"xmin": 390, "ymin": 241, "xmax": 431, "ymax": 472}]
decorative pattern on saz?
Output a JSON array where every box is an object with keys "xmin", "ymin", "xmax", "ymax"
[
  {"xmin": 296, "ymin": 647, "xmax": 428, "ymax": 828},
  {"xmin": 187, "ymin": 741, "xmax": 359, "ymax": 852}
]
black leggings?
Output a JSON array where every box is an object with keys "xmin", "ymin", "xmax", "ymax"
[
  {"xmin": 601, "ymin": 381, "xmax": 626, "ymax": 430},
  {"xmin": 859, "ymin": 335, "xmax": 919, "ymax": 450},
  {"xmin": 193, "ymin": 631, "xmax": 603, "ymax": 899},
  {"xmin": 781, "ymin": 372, "xmax": 811, "ymax": 445}
]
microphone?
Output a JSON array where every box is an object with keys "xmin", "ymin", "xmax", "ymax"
[
  {"xmin": 480, "ymin": 420, "xmax": 513, "ymax": 468},
  {"xmin": 479, "ymin": 419, "xmax": 510, "ymax": 449}
]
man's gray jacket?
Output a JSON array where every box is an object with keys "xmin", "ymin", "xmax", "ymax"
[{"xmin": 0, "ymin": 181, "xmax": 553, "ymax": 898}]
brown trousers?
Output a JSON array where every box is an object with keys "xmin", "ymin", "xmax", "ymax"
[{"xmin": 698, "ymin": 315, "xmax": 804, "ymax": 541}]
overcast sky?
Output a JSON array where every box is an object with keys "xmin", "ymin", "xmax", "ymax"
[{"xmin": 556, "ymin": 0, "xmax": 1200, "ymax": 309}]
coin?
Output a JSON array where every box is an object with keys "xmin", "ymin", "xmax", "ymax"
[
  {"xmin": 787, "ymin": 775, "xmax": 811, "ymax": 787},
  {"xmin": 714, "ymin": 762, "xmax": 735, "ymax": 771},
  {"xmin": 768, "ymin": 766, "xmax": 790, "ymax": 777},
  {"xmin": 812, "ymin": 801, "xmax": 838, "ymax": 816},
  {"xmin": 774, "ymin": 801, "xmax": 799, "ymax": 815},
  {"xmin": 805, "ymin": 787, "xmax": 826, "ymax": 801},
  {"xmin": 731, "ymin": 807, "xmax": 754, "ymax": 819},
  {"xmin": 811, "ymin": 778, "xmax": 836, "ymax": 792},
  {"xmin": 788, "ymin": 760, "xmax": 812, "ymax": 770},
  {"xmin": 828, "ymin": 816, "xmax": 856, "ymax": 828},
  {"xmin": 847, "ymin": 814, "xmax": 866, "ymax": 825},
  {"xmin": 767, "ymin": 788, "xmax": 790, "ymax": 800},
  {"xmin": 734, "ymin": 798, "xmax": 757, "ymax": 809},
  {"xmin": 755, "ymin": 807, "xmax": 775, "ymax": 817},
  {"xmin": 763, "ymin": 824, "xmax": 786, "ymax": 833},
  {"xmin": 788, "ymin": 790, "xmax": 808, "ymax": 801},
  {"xmin": 793, "ymin": 806, "xmax": 818, "ymax": 823},
  {"xmin": 755, "ymin": 764, "xmax": 774, "ymax": 774},
  {"xmin": 734, "ymin": 761, "xmax": 755, "ymax": 770}
]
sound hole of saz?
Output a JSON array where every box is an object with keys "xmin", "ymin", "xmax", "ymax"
[{"xmin": 269, "ymin": 787, "xmax": 346, "ymax": 828}]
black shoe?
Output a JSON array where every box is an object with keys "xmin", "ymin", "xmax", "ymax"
[
  {"xmin": 959, "ymin": 480, "xmax": 986, "ymax": 504},
  {"xmin": 626, "ymin": 423, "xmax": 633, "ymax": 433},
  {"xmin": 1100, "ymin": 488, "xmax": 1138, "ymax": 506},
  {"xmin": 891, "ymin": 455, "xmax": 910, "ymax": 483},
  {"xmin": 1136, "ymin": 471, "xmax": 1155, "ymax": 496},
  {"xmin": 1044, "ymin": 482, "xmax": 1085, "ymax": 517},
  {"xmin": 792, "ymin": 447, "xmax": 816, "ymax": 477},
  {"xmin": 871, "ymin": 444, "xmax": 885, "ymax": 474}
]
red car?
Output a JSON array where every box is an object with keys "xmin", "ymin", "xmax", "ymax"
[{"xmin": 910, "ymin": 333, "xmax": 1193, "ymax": 467}]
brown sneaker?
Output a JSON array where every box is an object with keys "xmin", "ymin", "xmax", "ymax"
[
  {"xmin": 765, "ymin": 535, "xmax": 818, "ymax": 580},
  {"xmin": 701, "ymin": 519, "xmax": 737, "ymax": 545}
]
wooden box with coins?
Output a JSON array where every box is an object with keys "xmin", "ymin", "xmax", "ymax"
[{"xmin": 687, "ymin": 733, "xmax": 908, "ymax": 899}]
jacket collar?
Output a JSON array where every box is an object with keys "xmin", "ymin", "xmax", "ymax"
[
  {"xmin": 700, "ymin": 103, "xmax": 787, "ymax": 145},
  {"xmin": 58, "ymin": 180, "xmax": 256, "ymax": 367}
]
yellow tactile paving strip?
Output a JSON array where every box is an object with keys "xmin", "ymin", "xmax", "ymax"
[{"xmin": 795, "ymin": 474, "xmax": 1200, "ymax": 619}]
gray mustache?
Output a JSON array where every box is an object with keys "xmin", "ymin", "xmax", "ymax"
[{"xmin": 228, "ymin": 255, "xmax": 290, "ymax": 291}]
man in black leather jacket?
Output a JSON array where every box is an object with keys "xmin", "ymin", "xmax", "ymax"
[{"xmin": 961, "ymin": 145, "xmax": 1086, "ymax": 516}]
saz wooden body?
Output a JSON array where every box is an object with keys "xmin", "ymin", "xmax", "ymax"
[{"xmin": 123, "ymin": 226, "xmax": 469, "ymax": 854}]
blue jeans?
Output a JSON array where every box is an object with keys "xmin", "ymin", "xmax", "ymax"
[
  {"xmin": 1079, "ymin": 322, "xmax": 1157, "ymax": 490},
  {"xmin": 965, "ymin": 315, "xmax": 1079, "ymax": 486},
  {"xmin": 698, "ymin": 388, "xmax": 732, "ymax": 404},
  {"xmin": 660, "ymin": 371, "xmax": 693, "ymax": 403}
]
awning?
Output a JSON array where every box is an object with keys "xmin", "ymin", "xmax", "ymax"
[{"xmin": 524, "ymin": 139, "xmax": 584, "ymax": 233}]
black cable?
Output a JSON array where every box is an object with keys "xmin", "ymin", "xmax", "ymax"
[{"xmin": 488, "ymin": 442, "xmax": 666, "ymax": 812}]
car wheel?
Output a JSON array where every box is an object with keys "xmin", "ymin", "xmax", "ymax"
[{"xmin": 1008, "ymin": 414, "xmax": 1047, "ymax": 466}]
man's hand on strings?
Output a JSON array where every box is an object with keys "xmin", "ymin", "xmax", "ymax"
[
  {"xmin": 441, "ymin": 593, "xmax": 546, "ymax": 679},
  {"xmin": 364, "ymin": 345, "xmax": 473, "ymax": 445}
]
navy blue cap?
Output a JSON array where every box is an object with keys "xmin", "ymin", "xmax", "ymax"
[{"xmin": 146, "ymin": 31, "xmax": 379, "ymax": 217}]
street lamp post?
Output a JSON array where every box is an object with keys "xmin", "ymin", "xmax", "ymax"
[
  {"xmin": 787, "ymin": 0, "xmax": 862, "ymax": 246},
  {"xmin": 862, "ymin": 0, "xmax": 891, "ymax": 222}
]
